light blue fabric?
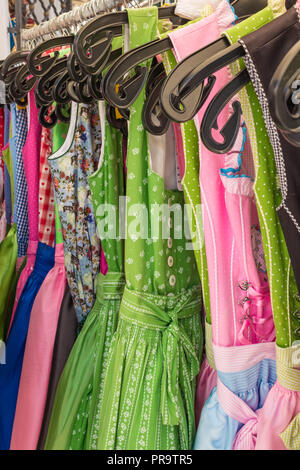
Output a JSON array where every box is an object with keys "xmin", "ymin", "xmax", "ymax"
[
  {"xmin": 193, "ymin": 359, "xmax": 277, "ymax": 450},
  {"xmin": 220, "ymin": 124, "xmax": 253, "ymax": 181},
  {"xmin": 0, "ymin": 242, "xmax": 55, "ymax": 449}
]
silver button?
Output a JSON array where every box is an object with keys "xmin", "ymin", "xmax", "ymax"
[
  {"xmin": 238, "ymin": 296, "xmax": 250, "ymax": 306},
  {"xmin": 169, "ymin": 274, "xmax": 176, "ymax": 287},
  {"xmin": 238, "ymin": 281, "xmax": 250, "ymax": 291},
  {"xmin": 168, "ymin": 217, "xmax": 173, "ymax": 229},
  {"xmin": 168, "ymin": 256, "xmax": 174, "ymax": 267},
  {"xmin": 168, "ymin": 238, "xmax": 173, "ymax": 249}
]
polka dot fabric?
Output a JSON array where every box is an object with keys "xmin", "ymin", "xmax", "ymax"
[{"xmin": 38, "ymin": 127, "xmax": 55, "ymax": 247}]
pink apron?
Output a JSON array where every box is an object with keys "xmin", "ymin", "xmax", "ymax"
[
  {"xmin": 11, "ymin": 123, "xmax": 67, "ymax": 449},
  {"xmin": 8, "ymin": 89, "xmax": 41, "ymax": 335}
]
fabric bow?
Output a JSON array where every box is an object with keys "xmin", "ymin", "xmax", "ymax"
[
  {"xmin": 232, "ymin": 408, "xmax": 263, "ymax": 450},
  {"xmin": 120, "ymin": 285, "xmax": 201, "ymax": 427},
  {"xmin": 160, "ymin": 311, "xmax": 200, "ymax": 426}
]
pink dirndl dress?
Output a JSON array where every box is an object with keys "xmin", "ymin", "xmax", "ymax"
[
  {"xmin": 167, "ymin": 0, "xmax": 276, "ymax": 449},
  {"xmin": 8, "ymin": 90, "xmax": 41, "ymax": 334},
  {"xmin": 10, "ymin": 122, "xmax": 67, "ymax": 450}
]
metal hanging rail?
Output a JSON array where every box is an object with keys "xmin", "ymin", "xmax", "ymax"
[
  {"xmin": 9, "ymin": 0, "xmax": 74, "ymax": 50},
  {"xmin": 8, "ymin": 0, "xmax": 25, "ymax": 51},
  {"xmin": 21, "ymin": 0, "xmax": 123, "ymax": 43}
]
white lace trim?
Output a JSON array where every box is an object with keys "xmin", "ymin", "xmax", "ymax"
[{"xmin": 220, "ymin": 124, "xmax": 254, "ymax": 197}]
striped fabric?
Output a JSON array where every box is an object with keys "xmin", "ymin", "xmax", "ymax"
[
  {"xmin": 38, "ymin": 127, "xmax": 55, "ymax": 246},
  {"xmin": 276, "ymin": 345, "xmax": 300, "ymax": 391},
  {"xmin": 280, "ymin": 413, "xmax": 300, "ymax": 450},
  {"xmin": 275, "ymin": 343, "xmax": 300, "ymax": 448},
  {"xmin": 15, "ymin": 108, "xmax": 28, "ymax": 257}
]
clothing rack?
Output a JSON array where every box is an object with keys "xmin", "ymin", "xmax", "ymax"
[
  {"xmin": 8, "ymin": 0, "xmax": 24, "ymax": 51},
  {"xmin": 21, "ymin": 0, "xmax": 124, "ymax": 45}
]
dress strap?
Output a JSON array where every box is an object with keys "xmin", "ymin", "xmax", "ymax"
[{"xmin": 217, "ymin": 376, "xmax": 261, "ymax": 449}]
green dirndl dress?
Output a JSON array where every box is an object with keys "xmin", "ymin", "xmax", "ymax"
[
  {"xmin": 45, "ymin": 100, "xmax": 125, "ymax": 449},
  {"xmin": 94, "ymin": 6, "xmax": 202, "ymax": 450}
]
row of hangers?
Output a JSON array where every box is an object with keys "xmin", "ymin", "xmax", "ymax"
[{"xmin": 1, "ymin": 0, "xmax": 299, "ymax": 153}]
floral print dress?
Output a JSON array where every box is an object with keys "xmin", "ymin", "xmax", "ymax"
[{"xmin": 48, "ymin": 102, "xmax": 102, "ymax": 326}]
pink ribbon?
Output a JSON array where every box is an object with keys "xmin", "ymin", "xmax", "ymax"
[
  {"xmin": 232, "ymin": 408, "xmax": 263, "ymax": 450},
  {"xmin": 217, "ymin": 377, "xmax": 262, "ymax": 450}
]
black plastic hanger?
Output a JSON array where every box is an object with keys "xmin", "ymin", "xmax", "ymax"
[
  {"xmin": 73, "ymin": 6, "xmax": 187, "ymax": 75},
  {"xmin": 87, "ymin": 74, "xmax": 103, "ymax": 100},
  {"xmin": 38, "ymin": 104, "xmax": 58, "ymax": 128},
  {"xmin": 268, "ymin": 40, "xmax": 300, "ymax": 135},
  {"xmin": 142, "ymin": 69, "xmax": 170, "ymax": 136},
  {"xmin": 14, "ymin": 54, "xmax": 55, "ymax": 99},
  {"xmin": 35, "ymin": 56, "xmax": 68, "ymax": 106},
  {"xmin": 160, "ymin": 41, "xmax": 244, "ymax": 122},
  {"xmin": 161, "ymin": 0, "xmax": 298, "ymax": 124},
  {"xmin": 56, "ymin": 103, "xmax": 71, "ymax": 123},
  {"xmin": 52, "ymin": 53, "xmax": 93, "ymax": 105},
  {"xmin": 87, "ymin": 46, "xmax": 123, "ymax": 100},
  {"xmin": 145, "ymin": 61, "xmax": 164, "ymax": 94},
  {"xmin": 159, "ymin": 0, "xmax": 276, "ymax": 123},
  {"xmin": 102, "ymin": 37, "xmax": 219, "ymax": 112},
  {"xmin": 7, "ymin": 79, "xmax": 28, "ymax": 107},
  {"xmin": 74, "ymin": 25, "xmax": 123, "ymax": 76},
  {"xmin": 102, "ymin": 0, "xmax": 267, "ymax": 110},
  {"xmin": 5, "ymin": 64, "xmax": 29, "ymax": 104},
  {"xmin": 200, "ymin": 69, "xmax": 249, "ymax": 153},
  {"xmin": 38, "ymin": 101, "xmax": 71, "ymax": 128},
  {"xmin": 106, "ymin": 103, "xmax": 128, "ymax": 136},
  {"xmin": 2, "ymin": 51, "xmax": 29, "ymax": 84},
  {"xmin": 102, "ymin": 37, "xmax": 173, "ymax": 108},
  {"xmin": 15, "ymin": 61, "xmax": 37, "ymax": 95},
  {"xmin": 179, "ymin": 1, "xmax": 297, "ymax": 150},
  {"xmin": 27, "ymin": 36, "xmax": 74, "ymax": 77},
  {"xmin": 74, "ymin": 79, "xmax": 94, "ymax": 103},
  {"xmin": 67, "ymin": 52, "xmax": 88, "ymax": 83},
  {"xmin": 53, "ymin": 69, "xmax": 71, "ymax": 104}
]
